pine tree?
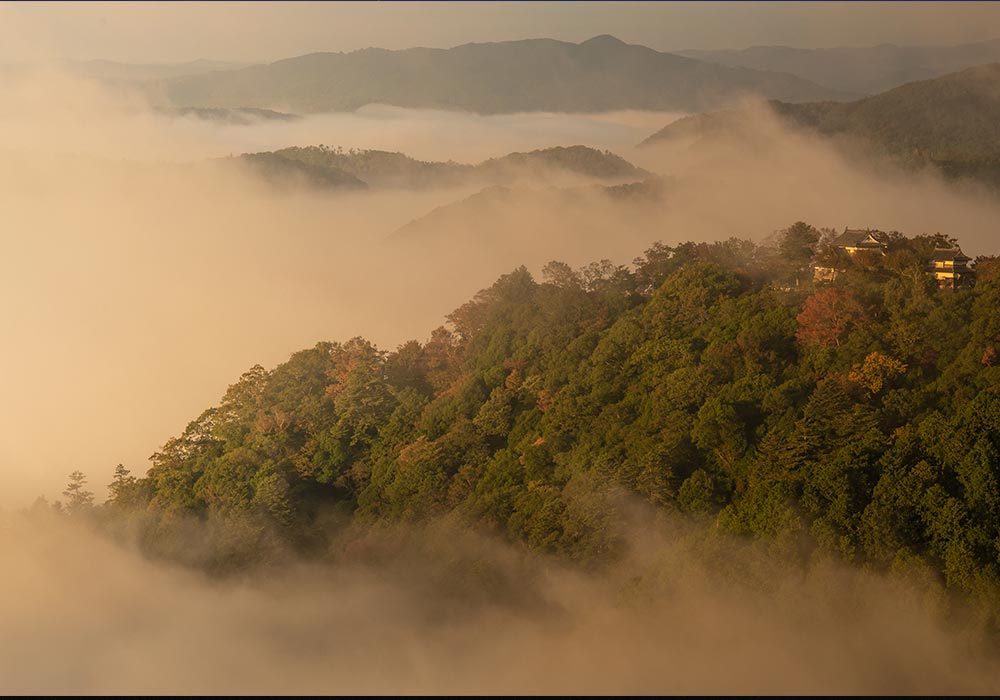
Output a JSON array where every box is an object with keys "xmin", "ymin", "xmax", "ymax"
[{"xmin": 63, "ymin": 470, "xmax": 94, "ymax": 514}]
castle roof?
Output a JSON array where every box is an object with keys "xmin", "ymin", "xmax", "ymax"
[
  {"xmin": 930, "ymin": 247, "xmax": 971, "ymax": 263},
  {"xmin": 831, "ymin": 227, "xmax": 887, "ymax": 249}
]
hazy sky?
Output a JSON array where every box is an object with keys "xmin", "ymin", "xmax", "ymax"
[{"xmin": 3, "ymin": 2, "xmax": 1000, "ymax": 63}]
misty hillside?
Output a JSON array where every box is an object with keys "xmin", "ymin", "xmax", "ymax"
[
  {"xmin": 678, "ymin": 38, "xmax": 1000, "ymax": 96},
  {"xmin": 162, "ymin": 106, "xmax": 300, "ymax": 124},
  {"xmin": 93, "ymin": 223, "xmax": 1000, "ymax": 608},
  {"xmin": 390, "ymin": 178, "xmax": 668, "ymax": 245},
  {"xmin": 641, "ymin": 63, "xmax": 1000, "ymax": 188},
  {"xmin": 157, "ymin": 35, "xmax": 852, "ymax": 114},
  {"xmin": 235, "ymin": 145, "xmax": 650, "ymax": 190},
  {"xmin": 68, "ymin": 58, "xmax": 254, "ymax": 82},
  {"xmin": 477, "ymin": 145, "xmax": 648, "ymax": 181},
  {"xmin": 236, "ymin": 152, "xmax": 368, "ymax": 191}
]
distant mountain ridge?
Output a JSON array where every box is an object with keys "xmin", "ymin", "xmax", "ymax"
[
  {"xmin": 157, "ymin": 35, "xmax": 852, "ymax": 114},
  {"xmin": 677, "ymin": 38, "xmax": 1000, "ymax": 95}
]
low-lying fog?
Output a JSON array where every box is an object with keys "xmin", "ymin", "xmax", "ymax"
[
  {"xmin": 2, "ymin": 510, "xmax": 997, "ymax": 695},
  {"xmin": 2, "ymin": 67, "xmax": 1000, "ymax": 513},
  {"xmin": 0, "ymin": 66, "xmax": 677, "ymax": 163}
]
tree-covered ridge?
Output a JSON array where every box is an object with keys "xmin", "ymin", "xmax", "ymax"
[
  {"xmin": 236, "ymin": 152, "xmax": 369, "ymax": 191},
  {"xmin": 475, "ymin": 146, "xmax": 650, "ymax": 182},
  {"xmin": 235, "ymin": 145, "xmax": 650, "ymax": 191},
  {"xmin": 770, "ymin": 63, "xmax": 1000, "ymax": 163},
  {"xmin": 93, "ymin": 224, "xmax": 1000, "ymax": 600}
]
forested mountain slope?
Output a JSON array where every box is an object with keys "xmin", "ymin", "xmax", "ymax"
[{"xmin": 87, "ymin": 224, "xmax": 1000, "ymax": 607}]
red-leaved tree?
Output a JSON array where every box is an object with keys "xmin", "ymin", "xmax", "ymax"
[{"xmin": 796, "ymin": 288, "xmax": 867, "ymax": 348}]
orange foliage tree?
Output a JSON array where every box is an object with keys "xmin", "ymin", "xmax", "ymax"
[{"xmin": 849, "ymin": 351, "xmax": 908, "ymax": 395}]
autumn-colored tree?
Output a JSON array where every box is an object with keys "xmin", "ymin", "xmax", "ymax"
[
  {"xmin": 849, "ymin": 351, "xmax": 908, "ymax": 395},
  {"xmin": 982, "ymin": 345, "xmax": 997, "ymax": 367},
  {"xmin": 796, "ymin": 288, "xmax": 868, "ymax": 348}
]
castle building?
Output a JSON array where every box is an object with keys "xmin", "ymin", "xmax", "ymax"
[
  {"xmin": 928, "ymin": 247, "xmax": 972, "ymax": 288},
  {"xmin": 812, "ymin": 228, "xmax": 973, "ymax": 288},
  {"xmin": 813, "ymin": 227, "xmax": 888, "ymax": 282}
]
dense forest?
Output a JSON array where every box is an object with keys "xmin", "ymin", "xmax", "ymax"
[{"xmin": 52, "ymin": 224, "xmax": 1000, "ymax": 612}]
